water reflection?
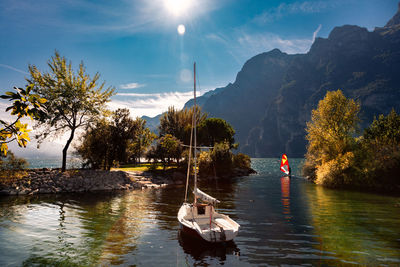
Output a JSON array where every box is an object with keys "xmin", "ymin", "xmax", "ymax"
[
  {"xmin": 280, "ymin": 176, "xmax": 291, "ymax": 220},
  {"xmin": 0, "ymin": 159, "xmax": 399, "ymax": 266},
  {"xmin": 99, "ymin": 191, "xmax": 151, "ymax": 265},
  {"xmin": 178, "ymin": 229, "xmax": 240, "ymax": 263},
  {"xmin": 306, "ymin": 184, "xmax": 400, "ymax": 265}
]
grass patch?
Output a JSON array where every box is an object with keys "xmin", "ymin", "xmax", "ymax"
[{"xmin": 112, "ymin": 163, "xmax": 178, "ymax": 172}]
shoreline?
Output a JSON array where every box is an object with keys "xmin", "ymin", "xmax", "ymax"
[
  {"xmin": 0, "ymin": 169, "xmax": 174, "ymax": 196},
  {"xmin": 0, "ymin": 166, "xmax": 256, "ymax": 196}
]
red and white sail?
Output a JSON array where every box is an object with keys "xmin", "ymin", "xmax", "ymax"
[{"xmin": 280, "ymin": 154, "xmax": 290, "ymax": 175}]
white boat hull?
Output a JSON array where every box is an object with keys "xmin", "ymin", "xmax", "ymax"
[{"xmin": 177, "ymin": 203, "xmax": 240, "ymax": 243}]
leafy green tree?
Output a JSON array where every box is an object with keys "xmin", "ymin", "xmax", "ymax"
[
  {"xmin": 360, "ymin": 109, "xmax": 400, "ymax": 187},
  {"xmin": 303, "ymin": 90, "xmax": 360, "ymax": 186},
  {"xmin": 147, "ymin": 134, "xmax": 182, "ymax": 169},
  {"xmin": 159, "ymin": 106, "xmax": 206, "ymax": 144},
  {"xmin": 110, "ymin": 108, "xmax": 137, "ymax": 164},
  {"xmin": 0, "ymin": 84, "xmax": 46, "ymax": 156},
  {"xmin": 76, "ymin": 108, "xmax": 150, "ymax": 170},
  {"xmin": 198, "ymin": 118, "xmax": 235, "ymax": 147},
  {"xmin": 198, "ymin": 141, "xmax": 233, "ymax": 177},
  {"xmin": 128, "ymin": 118, "xmax": 156, "ymax": 164},
  {"xmin": 233, "ymin": 153, "xmax": 251, "ymax": 170},
  {"xmin": 363, "ymin": 109, "xmax": 400, "ymax": 153},
  {"xmin": 27, "ymin": 51, "xmax": 115, "ymax": 172},
  {"xmin": 75, "ymin": 119, "xmax": 112, "ymax": 170}
]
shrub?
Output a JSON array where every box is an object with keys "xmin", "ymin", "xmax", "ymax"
[
  {"xmin": 0, "ymin": 151, "xmax": 28, "ymax": 170},
  {"xmin": 0, "ymin": 151, "xmax": 29, "ymax": 183},
  {"xmin": 314, "ymin": 152, "xmax": 356, "ymax": 187},
  {"xmin": 233, "ymin": 153, "xmax": 251, "ymax": 169},
  {"xmin": 198, "ymin": 151, "xmax": 213, "ymax": 176}
]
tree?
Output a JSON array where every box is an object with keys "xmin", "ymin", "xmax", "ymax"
[
  {"xmin": 76, "ymin": 119, "xmax": 113, "ymax": 170},
  {"xmin": 159, "ymin": 106, "xmax": 206, "ymax": 144},
  {"xmin": 147, "ymin": 134, "xmax": 182, "ymax": 169},
  {"xmin": 198, "ymin": 141, "xmax": 234, "ymax": 178},
  {"xmin": 360, "ymin": 109, "xmax": 400, "ymax": 186},
  {"xmin": 0, "ymin": 84, "xmax": 46, "ymax": 156},
  {"xmin": 27, "ymin": 51, "xmax": 115, "ymax": 172},
  {"xmin": 128, "ymin": 118, "xmax": 156, "ymax": 164},
  {"xmin": 363, "ymin": 109, "xmax": 400, "ymax": 153},
  {"xmin": 110, "ymin": 108, "xmax": 137, "ymax": 164},
  {"xmin": 76, "ymin": 108, "xmax": 149, "ymax": 170},
  {"xmin": 303, "ymin": 90, "xmax": 360, "ymax": 186},
  {"xmin": 198, "ymin": 118, "xmax": 235, "ymax": 147}
]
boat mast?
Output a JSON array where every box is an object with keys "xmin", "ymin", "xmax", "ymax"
[{"xmin": 193, "ymin": 62, "xmax": 197, "ymax": 202}]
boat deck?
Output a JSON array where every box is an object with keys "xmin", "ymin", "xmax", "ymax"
[{"xmin": 187, "ymin": 217, "xmax": 234, "ymax": 232}]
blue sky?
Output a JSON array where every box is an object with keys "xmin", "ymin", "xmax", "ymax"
[{"xmin": 0, "ymin": 0, "xmax": 398, "ymax": 119}]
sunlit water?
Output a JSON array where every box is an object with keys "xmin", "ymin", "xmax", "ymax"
[{"xmin": 0, "ymin": 158, "xmax": 399, "ymax": 266}]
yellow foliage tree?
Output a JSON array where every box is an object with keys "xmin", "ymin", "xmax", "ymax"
[
  {"xmin": 303, "ymin": 90, "xmax": 360, "ymax": 186},
  {"xmin": 0, "ymin": 84, "xmax": 46, "ymax": 156}
]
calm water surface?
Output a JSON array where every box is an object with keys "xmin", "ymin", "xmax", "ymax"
[{"xmin": 0, "ymin": 158, "xmax": 399, "ymax": 266}]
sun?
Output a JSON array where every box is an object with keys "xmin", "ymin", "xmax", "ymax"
[
  {"xmin": 164, "ymin": 0, "xmax": 193, "ymax": 16},
  {"xmin": 177, "ymin": 24, "xmax": 185, "ymax": 35}
]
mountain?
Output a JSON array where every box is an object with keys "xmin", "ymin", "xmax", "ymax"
[
  {"xmin": 142, "ymin": 114, "xmax": 162, "ymax": 134},
  {"xmin": 184, "ymin": 4, "xmax": 400, "ymax": 157}
]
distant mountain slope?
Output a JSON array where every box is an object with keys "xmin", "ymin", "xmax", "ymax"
[
  {"xmin": 184, "ymin": 3, "xmax": 400, "ymax": 157},
  {"xmin": 142, "ymin": 114, "xmax": 162, "ymax": 134}
]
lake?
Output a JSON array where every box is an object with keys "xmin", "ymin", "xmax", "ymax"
[
  {"xmin": 0, "ymin": 158, "xmax": 399, "ymax": 266},
  {"xmin": 24, "ymin": 157, "xmax": 82, "ymax": 169}
]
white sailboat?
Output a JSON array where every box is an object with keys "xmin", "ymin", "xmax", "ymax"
[{"xmin": 177, "ymin": 63, "xmax": 240, "ymax": 243}]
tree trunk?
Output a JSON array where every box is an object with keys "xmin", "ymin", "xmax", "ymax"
[{"xmin": 62, "ymin": 128, "xmax": 75, "ymax": 172}]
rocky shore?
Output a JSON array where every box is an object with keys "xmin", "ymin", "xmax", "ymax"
[
  {"xmin": 0, "ymin": 169, "xmax": 174, "ymax": 196},
  {"xmin": 0, "ymin": 166, "xmax": 256, "ymax": 196}
]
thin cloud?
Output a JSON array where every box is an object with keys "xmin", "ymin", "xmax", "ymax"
[
  {"xmin": 208, "ymin": 25, "xmax": 323, "ymax": 61},
  {"xmin": 254, "ymin": 0, "xmax": 344, "ymax": 24},
  {"xmin": 237, "ymin": 32, "xmax": 313, "ymax": 56},
  {"xmin": 117, "ymin": 92, "xmax": 162, "ymax": 97},
  {"xmin": 206, "ymin": 33, "xmax": 229, "ymax": 45},
  {"xmin": 312, "ymin": 24, "xmax": 322, "ymax": 42},
  {"xmin": 111, "ymin": 90, "xmax": 211, "ymax": 117},
  {"xmin": 0, "ymin": 64, "xmax": 29, "ymax": 75},
  {"xmin": 119, "ymin": 82, "xmax": 145, "ymax": 89}
]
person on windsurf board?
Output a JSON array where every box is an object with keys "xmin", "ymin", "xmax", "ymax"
[{"xmin": 280, "ymin": 154, "xmax": 291, "ymax": 177}]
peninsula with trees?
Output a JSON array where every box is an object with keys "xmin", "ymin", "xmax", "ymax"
[
  {"xmin": 0, "ymin": 52, "xmax": 254, "ymax": 195},
  {"xmin": 1, "ymin": 3, "xmax": 400, "ymax": 195}
]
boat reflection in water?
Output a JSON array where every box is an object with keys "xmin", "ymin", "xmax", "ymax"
[
  {"xmin": 178, "ymin": 229, "xmax": 240, "ymax": 262},
  {"xmin": 280, "ymin": 176, "xmax": 291, "ymax": 220}
]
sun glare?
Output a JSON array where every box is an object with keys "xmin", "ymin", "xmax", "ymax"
[
  {"xmin": 164, "ymin": 0, "xmax": 193, "ymax": 16},
  {"xmin": 177, "ymin": 24, "xmax": 185, "ymax": 35}
]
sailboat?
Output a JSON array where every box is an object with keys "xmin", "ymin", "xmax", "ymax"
[
  {"xmin": 280, "ymin": 154, "xmax": 291, "ymax": 176},
  {"xmin": 177, "ymin": 63, "xmax": 240, "ymax": 243}
]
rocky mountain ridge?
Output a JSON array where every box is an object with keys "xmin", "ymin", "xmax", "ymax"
[{"xmin": 182, "ymin": 4, "xmax": 400, "ymax": 157}]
